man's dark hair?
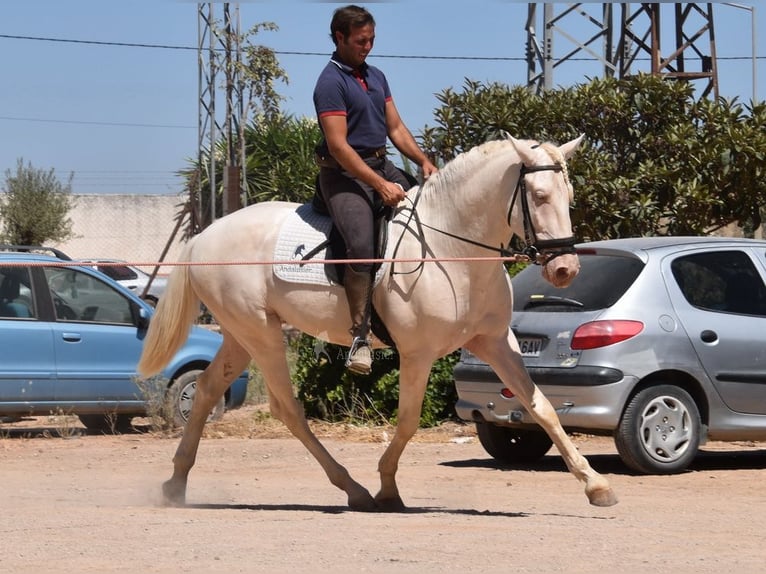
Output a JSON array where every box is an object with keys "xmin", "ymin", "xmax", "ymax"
[{"xmin": 330, "ymin": 5, "xmax": 375, "ymax": 46}]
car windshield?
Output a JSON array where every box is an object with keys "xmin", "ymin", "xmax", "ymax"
[{"xmin": 512, "ymin": 254, "xmax": 644, "ymax": 312}]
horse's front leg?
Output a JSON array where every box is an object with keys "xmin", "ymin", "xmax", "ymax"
[
  {"xmin": 374, "ymin": 354, "xmax": 434, "ymax": 511},
  {"xmin": 162, "ymin": 334, "xmax": 250, "ymax": 506},
  {"xmin": 465, "ymin": 332, "xmax": 618, "ymax": 507}
]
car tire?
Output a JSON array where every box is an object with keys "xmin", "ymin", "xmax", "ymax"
[
  {"xmin": 475, "ymin": 421, "xmax": 553, "ymax": 463},
  {"xmin": 168, "ymin": 370, "xmax": 225, "ymax": 428},
  {"xmin": 615, "ymin": 384, "xmax": 701, "ymax": 475},
  {"xmin": 78, "ymin": 414, "xmax": 134, "ymax": 434}
]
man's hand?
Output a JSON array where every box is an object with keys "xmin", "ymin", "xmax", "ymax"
[
  {"xmin": 421, "ymin": 159, "xmax": 439, "ymax": 180},
  {"xmin": 377, "ymin": 181, "xmax": 406, "ymax": 206}
]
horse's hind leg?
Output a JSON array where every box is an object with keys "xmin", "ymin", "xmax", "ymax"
[
  {"xmin": 248, "ymin": 313, "xmax": 377, "ymax": 511},
  {"xmin": 162, "ymin": 329, "xmax": 251, "ymax": 506},
  {"xmin": 465, "ymin": 332, "xmax": 618, "ymax": 507}
]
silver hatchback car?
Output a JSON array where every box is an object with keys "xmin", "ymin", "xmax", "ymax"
[{"xmin": 454, "ymin": 236, "xmax": 766, "ymax": 474}]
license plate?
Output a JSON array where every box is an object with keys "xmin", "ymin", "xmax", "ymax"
[{"xmin": 518, "ymin": 337, "xmax": 543, "ymax": 357}]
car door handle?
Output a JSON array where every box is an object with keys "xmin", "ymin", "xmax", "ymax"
[
  {"xmin": 61, "ymin": 332, "xmax": 82, "ymax": 342},
  {"xmin": 700, "ymin": 330, "xmax": 718, "ymax": 344}
]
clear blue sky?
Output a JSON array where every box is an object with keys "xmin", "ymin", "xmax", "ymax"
[{"xmin": 1, "ymin": 1, "xmax": 763, "ymax": 195}]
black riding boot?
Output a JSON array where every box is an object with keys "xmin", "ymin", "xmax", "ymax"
[{"xmin": 343, "ymin": 266, "xmax": 373, "ymax": 375}]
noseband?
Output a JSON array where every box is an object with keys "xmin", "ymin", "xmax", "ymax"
[{"xmin": 507, "ymin": 163, "xmax": 577, "ymax": 266}]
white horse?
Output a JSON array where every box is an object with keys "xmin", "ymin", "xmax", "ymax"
[{"xmin": 138, "ymin": 135, "xmax": 618, "ymax": 510}]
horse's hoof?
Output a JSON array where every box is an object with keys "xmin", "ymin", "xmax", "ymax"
[
  {"xmin": 374, "ymin": 494, "xmax": 407, "ymax": 513},
  {"xmin": 587, "ymin": 487, "xmax": 618, "ymax": 507},
  {"xmin": 347, "ymin": 490, "xmax": 377, "ymax": 512},
  {"xmin": 162, "ymin": 479, "xmax": 187, "ymax": 507}
]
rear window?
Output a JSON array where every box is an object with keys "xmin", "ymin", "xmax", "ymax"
[{"xmin": 512, "ymin": 254, "xmax": 644, "ymax": 312}]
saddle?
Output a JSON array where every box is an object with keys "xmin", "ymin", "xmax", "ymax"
[
  {"xmin": 273, "ymin": 171, "xmax": 416, "ymax": 348},
  {"xmin": 308, "ymin": 179, "xmax": 392, "ymax": 286}
]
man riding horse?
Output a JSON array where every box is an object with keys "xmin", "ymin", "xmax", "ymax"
[{"xmin": 313, "ymin": 4, "xmax": 438, "ymax": 374}]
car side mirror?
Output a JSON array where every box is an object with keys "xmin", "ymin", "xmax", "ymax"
[{"xmin": 137, "ymin": 306, "xmax": 151, "ymax": 330}]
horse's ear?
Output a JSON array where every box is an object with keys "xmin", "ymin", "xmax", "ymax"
[
  {"xmin": 558, "ymin": 134, "xmax": 585, "ymax": 160},
  {"xmin": 508, "ymin": 136, "xmax": 537, "ymax": 165}
]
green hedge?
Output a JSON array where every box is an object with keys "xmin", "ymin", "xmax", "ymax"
[{"xmin": 290, "ymin": 334, "xmax": 460, "ymax": 428}]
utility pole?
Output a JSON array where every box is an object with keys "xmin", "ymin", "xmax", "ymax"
[
  {"xmin": 526, "ymin": 3, "xmax": 719, "ymax": 99},
  {"xmin": 222, "ymin": 4, "xmax": 243, "ymax": 218},
  {"xmin": 197, "ymin": 2, "xmax": 244, "ymax": 228}
]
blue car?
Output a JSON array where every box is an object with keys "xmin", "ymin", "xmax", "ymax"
[{"xmin": 0, "ymin": 247, "xmax": 248, "ymax": 432}]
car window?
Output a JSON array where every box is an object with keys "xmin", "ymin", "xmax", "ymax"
[
  {"xmin": 671, "ymin": 250, "xmax": 766, "ymax": 316},
  {"xmin": 0, "ymin": 266, "xmax": 35, "ymax": 319},
  {"xmin": 96, "ymin": 264, "xmax": 138, "ymax": 281},
  {"xmin": 512, "ymin": 254, "xmax": 644, "ymax": 312},
  {"xmin": 44, "ymin": 267, "xmax": 134, "ymax": 324}
]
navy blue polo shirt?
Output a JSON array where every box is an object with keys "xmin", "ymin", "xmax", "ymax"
[{"xmin": 313, "ymin": 52, "xmax": 391, "ymax": 153}]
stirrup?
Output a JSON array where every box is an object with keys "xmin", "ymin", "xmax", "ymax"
[{"xmin": 346, "ymin": 336, "xmax": 372, "ymax": 375}]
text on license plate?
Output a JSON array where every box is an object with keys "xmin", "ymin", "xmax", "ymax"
[{"xmin": 518, "ymin": 338, "xmax": 543, "ymax": 357}]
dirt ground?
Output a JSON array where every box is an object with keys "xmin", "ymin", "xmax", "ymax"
[{"xmin": 2, "ymin": 405, "xmax": 765, "ymax": 574}]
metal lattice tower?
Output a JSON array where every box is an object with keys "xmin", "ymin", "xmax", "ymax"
[
  {"xmin": 197, "ymin": 2, "xmax": 244, "ymax": 227},
  {"xmin": 526, "ymin": 2, "xmax": 719, "ymax": 99}
]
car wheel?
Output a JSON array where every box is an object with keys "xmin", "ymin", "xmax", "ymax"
[
  {"xmin": 78, "ymin": 414, "xmax": 134, "ymax": 434},
  {"xmin": 168, "ymin": 370, "xmax": 225, "ymax": 428},
  {"xmin": 475, "ymin": 421, "xmax": 553, "ymax": 463},
  {"xmin": 615, "ymin": 384, "xmax": 701, "ymax": 475}
]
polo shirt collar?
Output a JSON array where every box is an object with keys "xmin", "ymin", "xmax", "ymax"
[{"xmin": 330, "ymin": 51, "xmax": 368, "ymax": 76}]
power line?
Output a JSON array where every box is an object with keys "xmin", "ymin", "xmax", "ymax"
[
  {"xmin": 0, "ymin": 32, "xmax": 522, "ymax": 60},
  {"xmin": 1, "ymin": 166, "xmax": 182, "ymax": 178},
  {"xmin": 0, "ymin": 33, "xmax": 196, "ymax": 51},
  {"xmin": 71, "ymin": 183, "xmax": 179, "ymax": 187},
  {"xmin": 0, "ymin": 115, "xmax": 194, "ymax": 129},
  {"xmin": 65, "ymin": 170, "xmax": 178, "ymax": 173},
  {"xmin": 3, "ymin": 32, "xmax": 762, "ymax": 62}
]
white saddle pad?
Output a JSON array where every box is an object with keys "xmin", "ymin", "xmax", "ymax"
[
  {"xmin": 273, "ymin": 204, "xmax": 334, "ymax": 286},
  {"xmin": 273, "ymin": 203, "xmax": 388, "ymax": 287}
]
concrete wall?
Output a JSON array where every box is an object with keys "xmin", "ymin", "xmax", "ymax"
[{"xmin": 52, "ymin": 194, "xmax": 186, "ymax": 274}]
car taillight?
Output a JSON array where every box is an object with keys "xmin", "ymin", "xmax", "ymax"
[{"xmin": 571, "ymin": 320, "xmax": 644, "ymax": 350}]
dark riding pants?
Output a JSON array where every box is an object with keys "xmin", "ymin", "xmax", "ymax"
[{"xmin": 318, "ymin": 157, "xmax": 412, "ymax": 274}]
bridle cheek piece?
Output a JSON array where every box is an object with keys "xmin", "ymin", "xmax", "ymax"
[{"xmin": 507, "ymin": 164, "xmax": 578, "ymax": 266}]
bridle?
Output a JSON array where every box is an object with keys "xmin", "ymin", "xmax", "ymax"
[
  {"xmin": 392, "ymin": 162, "xmax": 578, "ymax": 274},
  {"xmin": 508, "ymin": 163, "xmax": 578, "ymax": 265}
]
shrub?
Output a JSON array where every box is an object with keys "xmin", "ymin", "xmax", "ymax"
[{"xmin": 291, "ymin": 334, "xmax": 459, "ymax": 428}]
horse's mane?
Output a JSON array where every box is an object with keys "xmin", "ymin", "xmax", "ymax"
[
  {"xmin": 420, "ymin": 138, "xmax": 569, "ymax": 199},
  {"xmin": 421, "ymin": 140, "xmax": 512, "ymax": 196}
]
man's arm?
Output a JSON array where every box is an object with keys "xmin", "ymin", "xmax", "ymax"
[
  {"xmin": 384, "ymin": 100, "xmax": 438, "ymax": 179},
  {"xmin": 320, "ymin": 114, "xmax": 406, "ymax": 206}
]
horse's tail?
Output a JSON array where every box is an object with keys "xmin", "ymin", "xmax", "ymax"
[{"xmin": 137, "ymin": 240, "xmax": 201, "ymax": 379}]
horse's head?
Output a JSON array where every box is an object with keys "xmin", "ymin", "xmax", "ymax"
[{"xmin": 509, "ymin": 135, "xmax": 583, "ymax": 288}]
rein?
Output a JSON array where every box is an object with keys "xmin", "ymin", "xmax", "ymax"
[{"xmin": 391, "ymin": 162, "xmax": 577, "ymax": 275}]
